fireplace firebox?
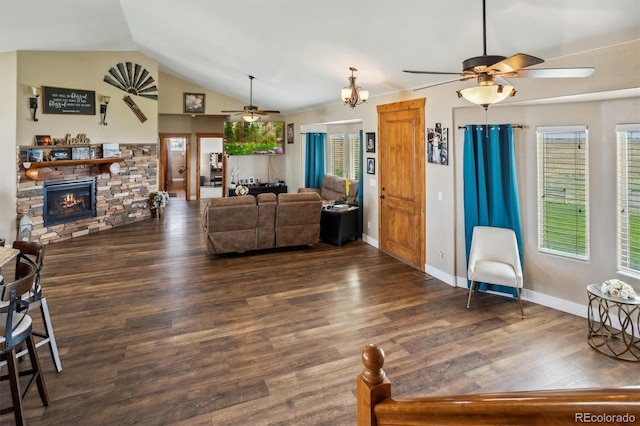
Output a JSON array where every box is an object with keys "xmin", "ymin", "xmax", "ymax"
[{"xmin": 43, "ymin": 178, "xmax": 96, "ymax": 226}]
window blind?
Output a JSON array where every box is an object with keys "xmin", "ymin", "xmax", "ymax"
[
  {"xmin": 536, "ymin": 126, "xmax": 589, "ymax": 259},
  {"xmin": 329, "ymin": 134, "xmax": 345, "ymax": 177},
  {"xmin": 349, "ymin": 133, "xmax": 360, "ymax": 180},
  {"xmin": 616, "ymin": 124, "xmax": 640, "ymax": 275}
]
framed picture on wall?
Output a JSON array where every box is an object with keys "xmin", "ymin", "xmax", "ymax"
[
  {"xmin": 366, "ymin": 132, "xmax": 375, "ymax": 153},
  {"xmin": 366, "ymin": 157, "xmax": 376, "ymax": 174},
  {"xmin": 427, "ymin": 123, "xmax": 449, "ymax": 165},
  {"xmin": 287, "ymin": 123, "xmax": 294, "ymax": 144},
  {"xmin": 184, "ymin": 93, "xmax": 205, "ymax": 114}
]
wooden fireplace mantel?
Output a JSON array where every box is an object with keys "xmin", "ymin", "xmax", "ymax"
[{"xmin": 23, "ymin": 158, "xmax": 125, "ymax": 180}]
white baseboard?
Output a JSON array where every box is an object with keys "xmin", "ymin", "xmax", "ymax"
[
  {"xmin": 452, "ymin": 274, "xmax": 588, "ymax": 318},
  {"xmin": 425, "ymin": 265, "xmax": 456, "ymax": 287},
  {"xmin": 363, "ymin": 234, "xmax": 378, "ymax": 248}
]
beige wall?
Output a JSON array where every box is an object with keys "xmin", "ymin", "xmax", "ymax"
[
  {"xmin": 16, "ymin": 51, "xmax": 159, "ymax": 147},
  {"xmin": 0, "ymin": 51, "xmax": 18, "ymax": 242},
  {"xmin": 158, "ymin": 72, "xmax": 287, "ymax": 199},
  {"xmin": 286, "ymin": 40, "xmax": 640, "ymax": 316},
  {"xmin": 0, "ymin": 51, "xmax": 160, "ymax": 244},
  {"xmin": 454, "ymin": 97, "xmax": 640, "ymax": 309},
  {"xmin": 1, "ymin": 40, "xmax": 638, "ymax": 315}
]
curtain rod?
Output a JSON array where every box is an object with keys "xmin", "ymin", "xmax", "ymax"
[{"xmin": 457, "ymin": 124, "xmax": 523, "ymax": 129}]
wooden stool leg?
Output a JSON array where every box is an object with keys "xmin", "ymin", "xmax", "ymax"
[
  {"xmin": 26, "ymin": 334, "xmax": 49, "ymax": 406},
  {"xmin": 6, "ymin": 351, "xmax": 26, "ymax": 426}
]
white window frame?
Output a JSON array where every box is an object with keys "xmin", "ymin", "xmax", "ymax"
[
  {"xmin": 536, "ymin": 125, "xmax": 589, "ymax": 260},
  {"xmin": 616, "ymin": 124, "xmax": 640, "ymax": 277}
]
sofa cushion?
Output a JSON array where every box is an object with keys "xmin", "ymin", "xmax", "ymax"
[
  {"xmin": 205, "ymin": 195, "xmax": 258, "ymax": 254},
  {"xmin": 275, "ymin": 192, "xmax": 322, "ymax": 247},
  {"xmin": 320, "ymin": 174, "xmax": 346, "ymax": 202},
  {"xmin": 256, "ymin": 193, "xmax": 277, "ymax": 249}
]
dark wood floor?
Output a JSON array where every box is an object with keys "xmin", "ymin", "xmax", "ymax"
[{"xmin": 2, "ymin": 200, "xmax": 637, "ymax": 425}]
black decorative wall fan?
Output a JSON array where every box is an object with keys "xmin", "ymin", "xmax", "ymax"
[
  {"xmin": 221, "ymin": 75, "xmax": 280, "ymax": 120},
  {"xmin": 403, "ymin": 0, "xmax": 595, "ymax": 92},
  {"xmin": 103, "ymin": 62, "xmax": 158, "ymax": 100}
]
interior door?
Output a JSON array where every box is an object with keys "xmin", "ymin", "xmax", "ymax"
[{"xmin": 377, "ymin": 99, "xmax": 426, "ymax": 270}]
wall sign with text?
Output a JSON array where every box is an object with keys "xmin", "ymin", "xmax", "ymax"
[{"xmin": 43, "ymin": 86, "xmax": 96, "ymax": 115}]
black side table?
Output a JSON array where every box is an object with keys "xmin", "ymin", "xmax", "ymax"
[{"xmin": 320, "ymin": 206, "xmax": 359, "ymax": 246}]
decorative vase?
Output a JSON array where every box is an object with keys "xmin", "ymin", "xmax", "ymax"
[{"xmin": 158, "ymin": 205, "xmax": 165, "ymax": 218}]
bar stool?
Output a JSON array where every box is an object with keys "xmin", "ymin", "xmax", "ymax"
[
  {"xmin": 0, "ymin": 258, "xmax": 49, "ymax": 425},
  {"xmin": 12, "ymin": 241, "xmax": 62, "ymax": 373}
]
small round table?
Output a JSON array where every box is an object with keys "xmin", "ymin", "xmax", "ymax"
[{"xmin": 587, "ymin": 284, "xmax": 640, "ymax": 362}]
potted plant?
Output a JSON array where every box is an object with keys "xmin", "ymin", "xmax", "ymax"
[{"xmin": 149, "ymin": 191, "xmax": 169, "ymax": 218}]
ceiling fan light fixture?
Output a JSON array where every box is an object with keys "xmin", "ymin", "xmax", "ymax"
[
  {"xmin": 341, "ymin": 67, "xmax": 368, "ymax": 108},
  {"xmin": 242, "ymin": 113, "xmax": 260, "ymax": 122},
  {"xmin": 457, "ymin": 84, "xmax": 516, "ymax": 109}
]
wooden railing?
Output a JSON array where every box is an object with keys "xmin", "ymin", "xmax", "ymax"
[{"xmin": 357, "ymin": 344, "xmax": 640, "ymax": 425}]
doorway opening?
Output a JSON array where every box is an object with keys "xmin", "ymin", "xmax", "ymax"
[
  {"xmin": 197, "ymin": 133, "xmax": 225, "ymax": 200},
  {"xmin": 159, "ymin": 134, "xmax": 190, "ymax": 200}
]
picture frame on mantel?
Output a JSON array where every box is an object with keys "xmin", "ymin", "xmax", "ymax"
[{"xmin": 184, "ymin": 93, "xmax": 205, "ymax": 114}]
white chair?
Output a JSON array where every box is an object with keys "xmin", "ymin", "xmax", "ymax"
[{"xmin": 466, "ymin": 226, "xmax": 524, "ymax": 318}]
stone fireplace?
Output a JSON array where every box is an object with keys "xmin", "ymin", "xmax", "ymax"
[
  {"xmin": 43, "ymin": 178, "xmax": 96, "ymax": 226},
  {"xmin": 17, "ymin": 143, "xmax": 158, "ymax": 244}
]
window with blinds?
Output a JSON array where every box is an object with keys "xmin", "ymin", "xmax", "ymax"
[
  {"xmin": 617, "ymin": 124, "xmax": 640, "ymax": 275},
  {"xmin": 349, "ymin": 133, "xmax": 361, "ymax": 180},
  {"xmin": 329, "ymin": 134, "xmax": 345, "ymax": 176},
  {"xmin": 536, "ymin": 126, "xmax": 589, "ymax": 259}
]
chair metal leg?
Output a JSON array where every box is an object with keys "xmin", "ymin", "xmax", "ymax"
[
  {"xmin": 39, "ymin": 298, "xmax": 62, "ymax": 372},
  {"xmin": 516, "ymin": 287, "xmax": 524, "ymax": 319},
  {"xmin": 466, "ymin": 281, "xmax": 476, "ymax": 308},
  {"xmin": 15, "ymin": 298, "xmax": 63, "ymax": 373}
]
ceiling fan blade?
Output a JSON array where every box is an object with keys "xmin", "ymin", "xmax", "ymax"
[
  {"xmin": 412, "ymin": 76, "xmax": 471, "ymax": 91},
  {"xmin": 221, "ymin": 110, "xmax": 244, "ymax": 113},
  {"xmin": 403, "ymin": 69, "xmax": 465, "ymax": 76},
  {"xmin": 510, "ymin": 67, "xmax": 595, "ymax": 78},
  {"xmin": 489, "ymin": 53, "xmax": 545, "ymax": 74},
  {"xmin": 256, "ymin": 110, "xmax": 280, "ymax": 114}
]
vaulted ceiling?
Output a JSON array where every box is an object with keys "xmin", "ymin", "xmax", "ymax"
[{"xmin": 1, "ymin": 0, "xmax": 639, "ymax": 114}]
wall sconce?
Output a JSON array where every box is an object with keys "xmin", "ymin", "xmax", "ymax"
[
  {"xmin": 30, "ymin": 86, "xmax": 41, "ymax": 122},
  {"xmin": 100, "ymin": 95, "xmax": 111, "ymax": 125}
]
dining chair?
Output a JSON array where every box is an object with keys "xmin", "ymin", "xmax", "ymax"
[
  {"xmin": 0, "ymin": 257, "xmax": 49, "ymax": 425},
  {"xmin": 12, "ymin": 241, "xmax": 62, "ymax": 372},
  {"xmin": 466, "ymin": 225, "xmax": 524, "ymax": 318}
]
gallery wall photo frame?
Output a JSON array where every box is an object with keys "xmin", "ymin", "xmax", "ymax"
[
  {"xmin": 366, "ymin": 132, "xmax": 376, "ymax": 153},
  {"xmin": 184, "ymin": 93, "xmax": 205, "ymax": 114},
  {"xmin": 366, "ymin": 157, "xmax": 376, "ymax": 175},
  {"xmin": 427, "ymin": 123, "xmax": 449, "ymax": 165},
  {"xmin": 287, "ymin": 123, "xmax": 294, "ymax": 144}
]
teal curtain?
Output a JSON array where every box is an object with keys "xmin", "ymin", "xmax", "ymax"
[
  {"xmin": 463, "ymin": 124, "xmax": 523, "ymax": 297},
  {"xmin": 305, "ymin": 133, "xmax": 326, "ymax": 188}
]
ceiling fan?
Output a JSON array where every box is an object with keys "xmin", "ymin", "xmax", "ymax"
[
  {"xmin": 403, "ymin": 0, "xmax": 595, "ymax": 109},
  {"xmin": 221, "ymin": 75, "xmax": 280, "ymax": 122}
]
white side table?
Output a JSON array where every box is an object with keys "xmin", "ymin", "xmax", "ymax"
[{"xmin": 587, "ymin": 284, "xmax": 640, "ymax": 362}]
